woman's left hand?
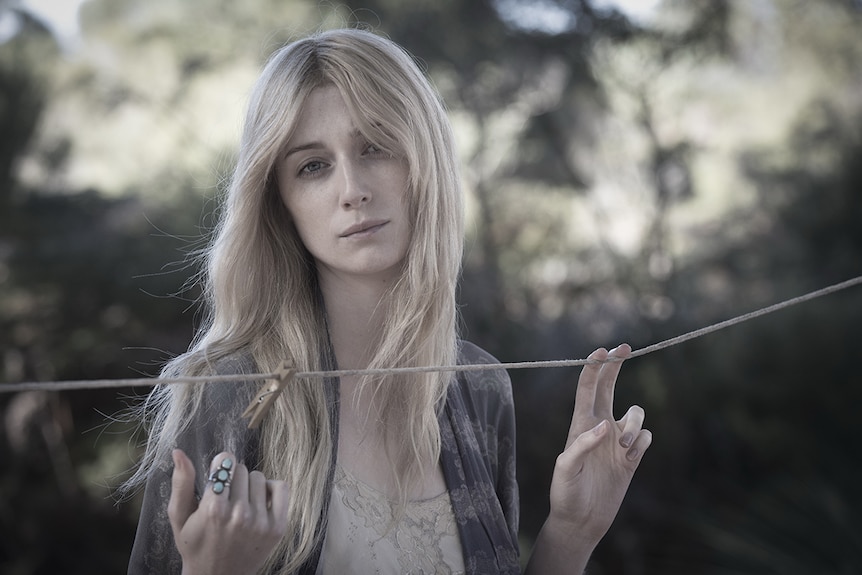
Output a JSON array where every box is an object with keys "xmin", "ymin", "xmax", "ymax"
[{"xmin": 547, "ymin": 343, "xmax": 652, "ymax": 550}]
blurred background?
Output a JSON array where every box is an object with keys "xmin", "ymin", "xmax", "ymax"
[{"xmin": 1, "ymin": 0, "xmax": 861, "ymax": 573}]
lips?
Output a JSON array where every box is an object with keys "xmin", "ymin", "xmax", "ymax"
[{"xmin": 340, "ymin": 220, "xmax": 388, "ymax": 238}]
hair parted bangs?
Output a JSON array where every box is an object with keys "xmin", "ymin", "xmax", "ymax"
[{"xmin": 244, "ymin": 28, "xmax": 464, "ymax": 287}]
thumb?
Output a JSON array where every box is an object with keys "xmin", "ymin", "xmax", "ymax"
[
  {"xmin": 557, "ymin": 419, "xmax": 609, "ymax": 472},
  {"xmin": 167, "ymin": 448, "xmax": 198, "ymax": 538}
]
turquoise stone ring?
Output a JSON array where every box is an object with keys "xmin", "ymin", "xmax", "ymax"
[{"xmin": 208, "ymin": 458, "xmax": 234, "ymax": 494}]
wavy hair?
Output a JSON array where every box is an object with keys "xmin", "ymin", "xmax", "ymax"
[{"xmin": 123, "ymin": 28, "xmax": 464, "ymax": 573}]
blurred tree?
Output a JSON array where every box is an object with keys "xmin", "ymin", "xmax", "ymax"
[
  {"xmin": 1, "ymin": 1, "xmax": 338, "ymax": 572},
  {"xmin": 332, "ymin": 1, "xmax": 862, "ymax": 572},
  {"xmin": 330, "ymin": 0, "xmax": 738, "ymax": 556},
  {"xmin": 0, "ymin": 9, "xmax": 54, "ymax": 215},
  {"xmin": 675, "ymin": 94, "xmax": 862, "ymax": 574},
  {"xmin": 0, "ymin": 10, "xmax": 145, "ymax": 574},
  {"xmin": 1, "ymin": 0, "xmax": 861, "ymax": 573}
]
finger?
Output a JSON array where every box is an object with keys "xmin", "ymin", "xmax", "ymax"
[
  {"xmin": 625, "ymin": 428, "xmax": 652, "ymax": 463},
  {"xmin": 267, "ymin": 480, "xmax": 291, "ymax": 534},
  {"xmin": 206, "ymin": 452, "xmax": 236, "ymax": 499},
  {"xmin": 558, "ymin": 419, "xmax": 610, "ymax": 474},
  {"xmin": 168, "ymin": 449, "xmax": 197, "ymax": 538},
  {"xmin": 593, "ymin": 343, "xmax": 630, "ymax": 417},
  {"xmin": 618, "ymin": 404, "xmax": 645, "ymax": 449},
  {"xmin": 228, "ymin": 460, "xmax": 249, "ymax": 505},
  {"xmin": 248, "ymin": 470, "xmax": 268, "ymax": 514},
  {"xmin": 572, "ymin": 347, "xmax": 609, "ymax": 424}
]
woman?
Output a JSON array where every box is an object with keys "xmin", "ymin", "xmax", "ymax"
[{"xmin": 125, "ymin": 28, "xmax": 651, "ymax": 575}]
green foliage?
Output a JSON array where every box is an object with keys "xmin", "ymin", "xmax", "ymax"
[{"xmin": 1, "ymin": 0, "xmax": 861, "ymax": 572}]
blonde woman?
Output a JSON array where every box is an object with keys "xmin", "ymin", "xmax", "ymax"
[{"xmin": 125, "ymin": 28, "xmax": 651, "ymax": 575}]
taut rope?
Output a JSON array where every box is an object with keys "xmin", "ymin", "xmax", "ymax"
[{"xmin": 2, "ymin": 275, "xmax": 860, "ymax": 394}]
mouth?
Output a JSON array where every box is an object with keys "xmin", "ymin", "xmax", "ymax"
[{"xmin": 340, "ymin": 220, "xmax": 388, "ymax": 238}]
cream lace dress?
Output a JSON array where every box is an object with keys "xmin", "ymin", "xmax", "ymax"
[{"xmin": 316, "ymin": 465, "xmax": 466, "ymax": 574}]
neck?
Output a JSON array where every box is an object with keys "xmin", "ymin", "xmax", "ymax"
[{"xmin": 319, "ymin": 270, "xmax": 393, "ymax": 372}]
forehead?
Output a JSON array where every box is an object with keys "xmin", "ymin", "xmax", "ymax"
[{"xmin": 288, "ymin": 85, "xmax": 355, "ymax": 144}]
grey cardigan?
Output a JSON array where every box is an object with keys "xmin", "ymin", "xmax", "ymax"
[{"xmin": 127, "ymin": 340, "xmax": 521, "ymax": 574}]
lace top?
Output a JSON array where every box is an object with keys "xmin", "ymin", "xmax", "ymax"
[
  {"xmin": 128, "ymin": 341, "xmax": 520, "ymax": 575},
  {"xmin": 315, "ymin": 466, "xmax": 466, "ymax": 575}
]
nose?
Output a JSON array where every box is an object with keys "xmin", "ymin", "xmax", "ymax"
[{"xmin": 338, "ymin": 159, "xmax": 370, "ymax": 209}]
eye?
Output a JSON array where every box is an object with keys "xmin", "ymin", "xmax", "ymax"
[
  {"xmin": 299, "ymin": 160, "xmax": 326, "ymax": 177},
  {"xmin": 363, "ymin": 142, "xmax": 386, "ymax": 155}
]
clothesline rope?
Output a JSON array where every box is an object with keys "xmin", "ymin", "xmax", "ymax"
[{"xmin": 2, "ymin": 274, "xmax": 861, "ymax": 394}]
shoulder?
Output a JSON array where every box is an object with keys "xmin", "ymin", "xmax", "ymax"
[
  {"xmin": 207, "ymin": 349, "xmax": 258, "ymax": 377},
  {"xmin": 174, "ymin": 349, "xmax": 263, "ymax": 464},
  {"xmin": 454, "ymin": 340, "xmax": 514, "ymax": 410},
  {"xmin": 457, "ymin": 339, "xmax": 500, "ymax": 366},
  {"xmin": 192, "ymin": 350, "xmax": 261, "ymax": 410}
]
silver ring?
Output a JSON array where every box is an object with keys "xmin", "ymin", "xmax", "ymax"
[{"xmin": 208, "ymin": 457, "xmax": 233, "ymax": 494}]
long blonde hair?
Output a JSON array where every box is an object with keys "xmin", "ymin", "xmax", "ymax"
[{"xmin": 124, "ymin": 28, "xmax": 464, "ymax": 573}]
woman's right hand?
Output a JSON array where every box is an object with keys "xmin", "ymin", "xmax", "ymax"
[{"xmin": 168, "ymin": 449, "xmax": 290, "ymax": 575}]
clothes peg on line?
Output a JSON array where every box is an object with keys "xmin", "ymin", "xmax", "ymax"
[{"xmin": 241, "ymin": 360, "xmax": 295, "ymax": 429}]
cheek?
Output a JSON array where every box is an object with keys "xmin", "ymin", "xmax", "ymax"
[
  {"xmin": 275, "ymin": 171, "xmax": 324, "ymax": 252},
  {"xmin": 274, "ymin": 189, "xmax": 306, "ymax": 241},
  {"xmin": 283, "ymin": 198, "xmax": 328, "ymax": 255},
  {"xmin": 276, "ymin": 176, "xmax": 303, "ymax": 224},
  {"xmin": 275, "ymin": 173, "xmax": 292, "ymax": 210}
]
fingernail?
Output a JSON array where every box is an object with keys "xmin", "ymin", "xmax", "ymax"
[
  {"xmin": 594, "ymin": 420, "xmax": 607, "ymax": 435},
  {"xmin": 626, "ymin": 448, "xmax": 639, "ymax": 461},
  {"xmin": 620, "ymin": 433, "xmax": 633, "ymax": 448},
  {"xmin": 171, "ymin": 450, "xmax": 184, "ymax": 473}
]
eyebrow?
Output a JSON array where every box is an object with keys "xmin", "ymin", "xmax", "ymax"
[{"xmin": 283, "ymin": 128, "xmax": 365, "ymax": 159}]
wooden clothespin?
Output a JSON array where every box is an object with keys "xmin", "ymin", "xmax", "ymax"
[{"xmin": 241, "ymin": 360, "xmax": 295, "ymax": 429}]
